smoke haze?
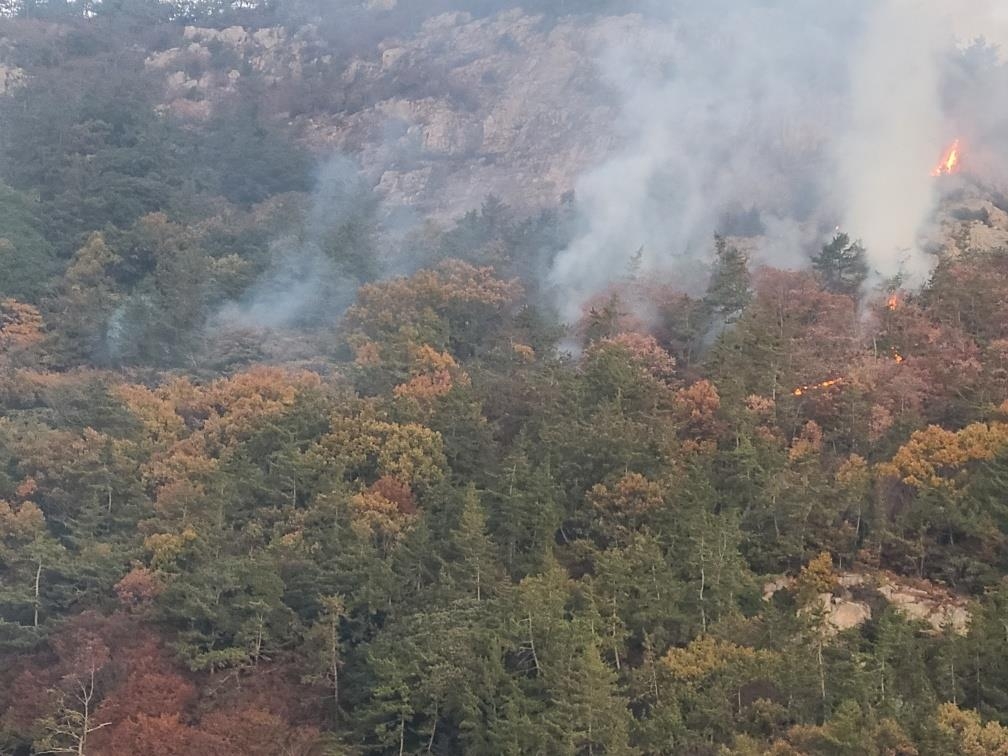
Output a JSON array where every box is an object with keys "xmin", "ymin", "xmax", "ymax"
[
  {"xmin": 215, "ymin": 155, "xmax": 381, "ymax": 330},
  {"xmin": 212, "ymin": 0, "xmax": 1008, "ymax": 327},
  {"xmin": 547, "ymin": 0, "xmax": 1008, "ymax": 316}
]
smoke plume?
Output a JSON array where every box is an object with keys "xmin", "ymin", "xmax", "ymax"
[
  {"xmin": 547, "ymin": 0, "xmax": 1008, "ymax": 318},
  {"xmin": 214, "ymin": 155, "xmax": 380, "ymax": 330}
]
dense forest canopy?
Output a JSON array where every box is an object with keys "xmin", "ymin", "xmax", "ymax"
[{"xmin": 2, "ymin": 2, "xmax": 1008, "ymax": 755}]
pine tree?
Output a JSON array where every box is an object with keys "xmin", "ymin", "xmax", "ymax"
[
  {"xmin": 812, "ymin": 233, "xmax": 868, "ymax": 297},
  {"xmin": 302, "ymin": 595, "xmax": 347, "ymax": 722},
  {"xmin": 453, "ymin": 486, "xmax": 499, "ymax": 602},
  {"xmin": 704, "ymin": 234, "xmax": 751, "ymax": 323}
]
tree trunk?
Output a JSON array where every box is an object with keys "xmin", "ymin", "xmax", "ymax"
[
  {"xmin": 698, "ymin": 535, "xmax": 707, "ymax": 633},
  {"xmin": 527, "ymin": 612, "xmax": 541, "ymax": 675},
  {"xmin": 34, "ymin": 560, "xmax": 41, "ymax": 629},
  {"xmin": 330, "ymin": 616, "xmax": 340, "ymax": 716},
  {"xmin": 426, "ymin": 705, "xmax": 438, "ymax": 754},
  {"xmin": 611, "ymin": 595, "xmax": 621, "ymax": 671},
  {"xmin": 817, "ymin": 640, "xmax": 826, "ymax": 701}
]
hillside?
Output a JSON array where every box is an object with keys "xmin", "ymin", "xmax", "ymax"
[
  {"xmin": 0, "ymin": 5, "xmax": 631, "ymax": 220},
  {"xmin": 4, "ymin": 2, "xmax": 1008, "ymax": 756}
]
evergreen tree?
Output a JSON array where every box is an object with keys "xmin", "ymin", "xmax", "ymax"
[
  {"xmin": 704, "ymin": 234, "xmax": 751, "ymax": 323},
  {"xmin": 812, "ymin": 232, "xmax": 869, "ymax": 297}
]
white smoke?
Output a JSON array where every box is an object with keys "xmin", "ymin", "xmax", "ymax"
[
  {"xmin": 548, "ymin": 0, "xmax": 1008, "ymax": 318},
  {"xmin": 214, "ymin": 155, "xmax": 377, "ymax": 330},
  {"xmin": 836, "ymin": 0, "xmax": 945, "ymax": 285}
]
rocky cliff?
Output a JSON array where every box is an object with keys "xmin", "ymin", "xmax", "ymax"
[{"xmin": 139, "ymin": 10, "xmax": 644, "ymax": 220}]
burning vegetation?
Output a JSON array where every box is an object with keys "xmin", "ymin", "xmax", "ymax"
[
  {"xmin": 792, "ymin": 377, "xmax": 844, "ymax": 397},
  {"xmin": 931, "ymin": 138, "xmax": 962, "ymax": 177}
]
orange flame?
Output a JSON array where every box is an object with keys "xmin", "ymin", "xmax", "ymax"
[
  {"xmin": 931, "ymin": 139, "xmax": 961, "ymax": 177},
  {"xmin": 886, "ymin": 294, "xmax": 900, "ymax": 311},
  {"xmin": 792, "ymin": 377, "xmax": 844, "ymax": 397},
  {"xmin": 792, "ymin": 350, "xmax": 906, "ymax": 396}
]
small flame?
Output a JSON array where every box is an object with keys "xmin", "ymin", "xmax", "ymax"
[
  {"xmin": 792, "ymin": 351, "xmax": 905, "ymax": 396},
  {"xmin": 886, "ymin": 294, "xmax": 900, "ymax": 311},
  {"xmin": 792, "ymin": 377, "xmax": 844, "ymax": 397},
  {"xmin": 931, "ymin": 139, "xmax": 961, "ymax": 177}
]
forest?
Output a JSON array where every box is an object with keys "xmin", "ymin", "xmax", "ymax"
[{"xmin": 2, "ymin": 1, "xmax": 1008, "ymax": 755}]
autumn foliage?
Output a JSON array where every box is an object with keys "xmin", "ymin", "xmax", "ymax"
[{"xmin": 1, "ymin": 50, "xmax": 1008, "ymax": 750}]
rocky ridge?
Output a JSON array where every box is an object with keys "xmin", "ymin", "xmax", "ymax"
[
  {"xmin": 139, "ymin": 11, "xmax": 642, "ymax": 219},
  {"xmin": 764, "ymin": 570, "xmax": 972, "ymax": 635}
]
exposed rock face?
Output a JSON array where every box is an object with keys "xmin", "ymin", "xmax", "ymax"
[
  {"xmin": 877, "ymin": 577, "xmax": 970, "ymax": 634},
  {"xmin": 144, "ymin": 22, "xmax": 320, "ymax": 121},
  {"xmin": 764, "ymin": 569, "xmax": 971, "ymax": 635},
  {"xmin": 931, "ymin": 186, "xmax": 1008, "ymax": 255},
  {"xmin": 762, "ymin": 576, "xmax": 791, "ymax": 601},
  {"xmin": 140, "ymin": 11, "xmax": 635, "ymax": 219},
  {"xmin": 822, "ymin": 596, "xmax": 872, "ymax": 632},
  {"xmin": 307, "ymin": 10, "xmax": 635, "ymax": 219},
  {"xmin": 0, "ymin": 63, "xmax": 24, "ymax": 94},
  {"xmin": 926, "ymin": 181, "xmax": 1008, "ymax": 254}
]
